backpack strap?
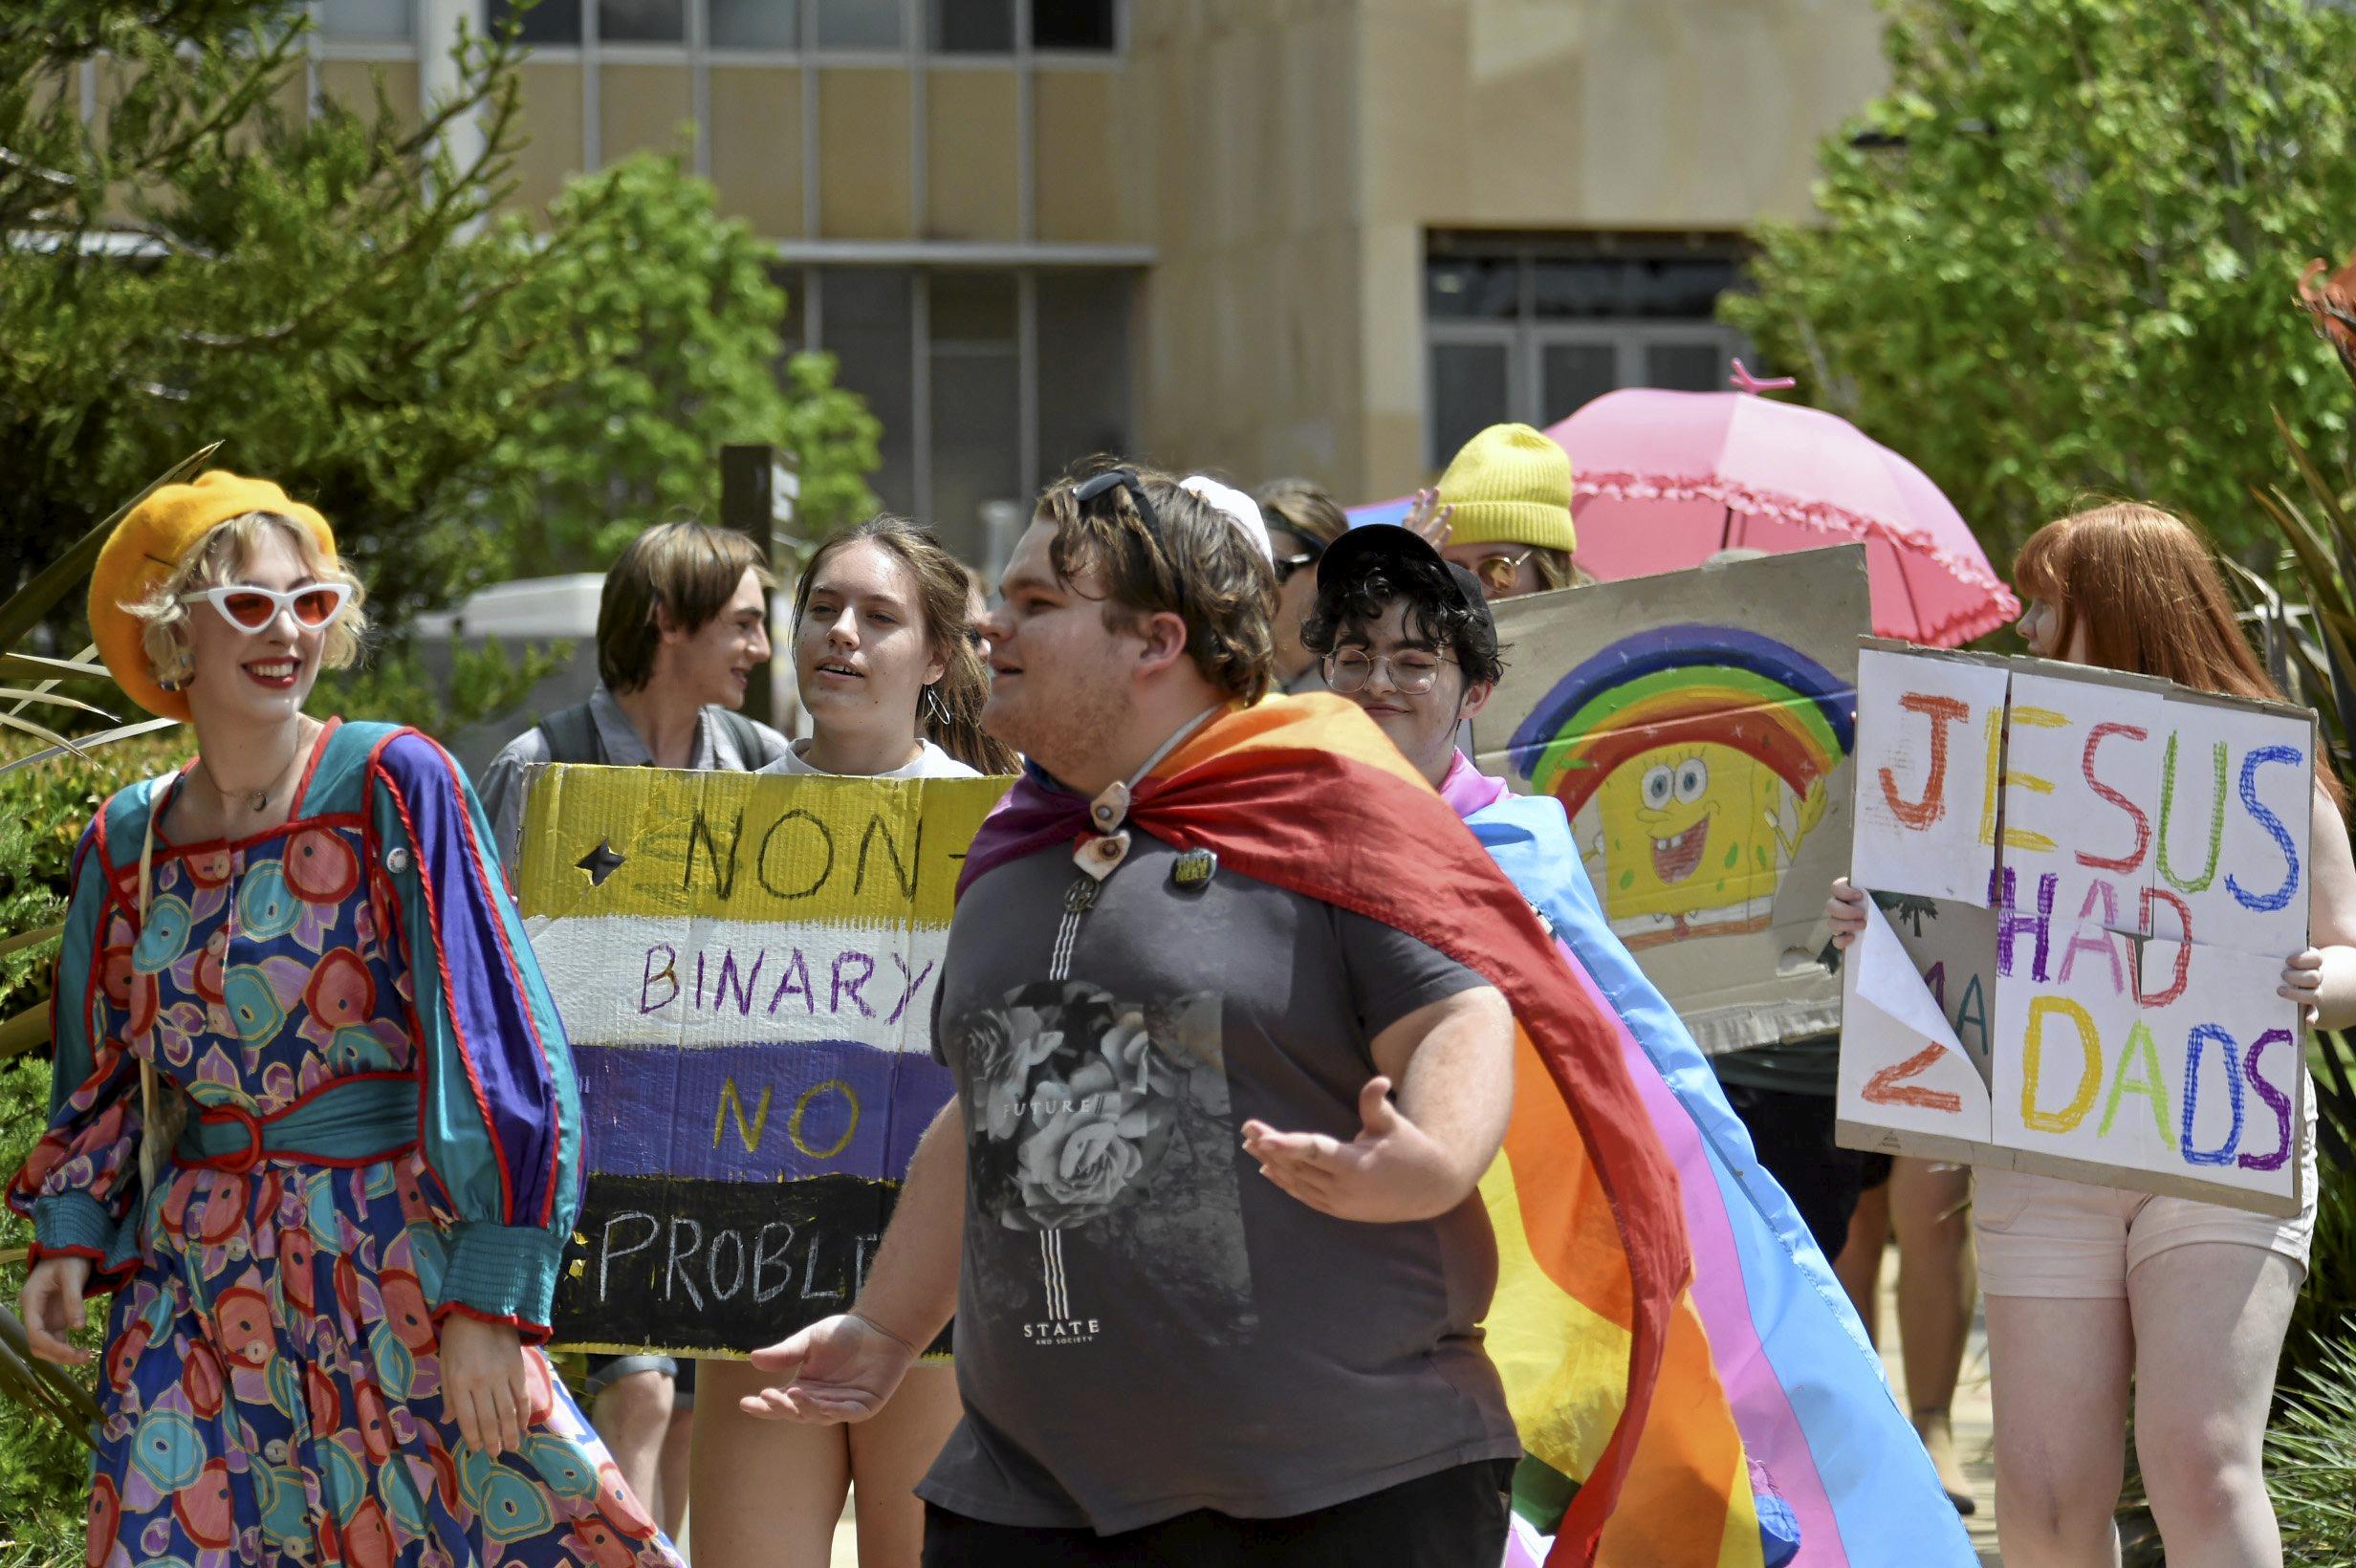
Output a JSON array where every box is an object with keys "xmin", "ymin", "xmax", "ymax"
[
  {"xmin": 535, "ymin": 701, "xmax": 605, "ymax": 766},
  {"xmin": 712, "ymin": 708, "xmax": 780, "ymax": 768}
]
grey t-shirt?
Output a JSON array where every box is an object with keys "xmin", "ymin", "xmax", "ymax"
[{"xmin": 918, "ymin": 827, "xmax": 1522, "ymax": 1534}]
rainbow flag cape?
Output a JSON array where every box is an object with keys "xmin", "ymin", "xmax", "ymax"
[
  {"xmin": 961, "ymin": 696, "xmax": 1705, "ymax": 1564},
  {"xmin": 1452, "ymin": 760, "xmax": 1978, "ymax": 1567}
]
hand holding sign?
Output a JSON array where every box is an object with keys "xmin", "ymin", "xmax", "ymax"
[
  {"xmin": 1827, "ymin": 877, "xmax": 1868, "ymax": 950},
  {"xmin": 2280, "ymin": 947, "xmax": 2325, "ymax": 1027}
]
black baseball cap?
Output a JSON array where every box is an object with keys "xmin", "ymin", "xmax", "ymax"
[{"xmin": 1317, "ymin": 523, "xmax": 1493, "ymax": 628}]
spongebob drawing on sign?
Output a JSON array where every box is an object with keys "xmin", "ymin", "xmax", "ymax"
[{"xmin": 1510, "ymin": 624, "xmax": 1853, "ymax": 952}]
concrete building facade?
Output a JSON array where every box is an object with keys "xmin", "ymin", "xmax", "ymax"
[{"xmin": 315, "ymin": 0, "xmax": 1887, "ymax": 563}]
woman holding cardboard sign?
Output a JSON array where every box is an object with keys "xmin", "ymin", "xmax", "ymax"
[
  {"xmin": 10, "ymin": 473, "xmax": 683, "ymax": 1568},
  {"xmin": 687, "ymin": 515, "xmax": 1002, "ymax": 1568},
  {"xmin": 1831, "ymin": 502, "xmax": 2356, "ymax": 1568}
]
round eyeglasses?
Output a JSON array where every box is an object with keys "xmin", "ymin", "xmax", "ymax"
[{"xmin": 1323, "ymin": 648, "xmax": 1452, "ymax": 695}]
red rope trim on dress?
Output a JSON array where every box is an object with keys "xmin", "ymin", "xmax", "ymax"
[
  {"xmin": 425, "ymin": 739, "xmax": 566, "ymax": 1230},
  {"xmin": 368, "ymin": 731, "xmax": 520, "ymax": 1228}
]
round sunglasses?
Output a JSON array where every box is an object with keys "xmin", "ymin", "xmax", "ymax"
[{"xmin": 179, "ymin": 582, "xmax": 352, "ymax": 632}]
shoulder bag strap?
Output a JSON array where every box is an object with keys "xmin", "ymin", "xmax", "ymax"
[{"xmin": 536, "ymin": 701, "xmax": 604, "ymax": 766}]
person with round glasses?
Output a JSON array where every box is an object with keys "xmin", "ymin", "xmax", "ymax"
[
  {"xmin": 1301, "ymin": 528, "xmax": 1501, "ymax": 789},
  {"xmin": 11, "ymin": 471, "xmax": 682, "ymax": 1568}
]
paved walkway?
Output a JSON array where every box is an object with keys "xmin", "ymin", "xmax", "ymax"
[
  {"xmin": 819, "ymin": 1242, "xmax": 2004, "ymax": 1565},
  {"xmin": 1864, "ymin": 1243, "xmax": 2002, "ymax": 1565}
]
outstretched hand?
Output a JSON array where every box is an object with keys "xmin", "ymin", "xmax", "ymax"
[
  {"xmin": 1241, "ymin": 1078, "xmax": 1473, "ymax": 1225},
  {"xmin": 739, "ymin": 1313, "xmax": 918, "ymax": 1425}
]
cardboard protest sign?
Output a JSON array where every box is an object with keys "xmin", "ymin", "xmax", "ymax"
[
  {"xmin": 1469, "ymin": 545, "xmax": 1868, "ymax": 1053},
  {"xmin": 1837, "ymin": 642, "xmax": 2312, "ymax": 1215},
  {"xmin": 513, "ymin": 764, "xmax": 1013, "ymax": 1355},
  {"xmin": 1850, "ymin": 647, "xmax": 2010, "ymax": 904}
]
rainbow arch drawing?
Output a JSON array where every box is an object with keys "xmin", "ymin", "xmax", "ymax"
[{"xmin": 1510, "ymin": 625, "xmax": 1854, "ymax": 812}]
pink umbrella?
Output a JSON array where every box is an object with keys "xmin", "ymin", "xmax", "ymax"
[
  {"xmin": 1550, "ymin": 368, "xmax": 2017, "ymax": 645},
  {"xmin": 1352, "ymin": 366, "xmax": 2018, "ymax": 647}
]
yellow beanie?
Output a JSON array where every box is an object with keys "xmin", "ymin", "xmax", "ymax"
[
  {"xmin": 89, "ymin": 471, "xmax": 338, "ymax": 720},
  {"xmin": 1434, "ymin": 423, "xmax": 1576, "ymax": 555}
]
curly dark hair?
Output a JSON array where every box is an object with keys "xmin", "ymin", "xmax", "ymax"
[
  {"xmin": 1034, "ymin": 456, "xmax": 1277, "ymax": 703},
  {"xmin": 1302, "ymin": 552, "xmax": 1506, "ymax": 686}
]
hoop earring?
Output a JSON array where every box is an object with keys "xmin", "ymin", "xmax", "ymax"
[{"xmin": 922, "ymin": 684, "xmax": 950, "ymax": 726}]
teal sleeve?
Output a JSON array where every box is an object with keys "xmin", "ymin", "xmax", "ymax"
[{"xmin": 6, "ymin": 812, "xmax": 146, "ymax": 1283}]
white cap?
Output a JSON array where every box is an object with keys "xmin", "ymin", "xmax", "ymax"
[{"xmin": 1179, "ymin": 475, "xmax": 1275, "ymax": 563}]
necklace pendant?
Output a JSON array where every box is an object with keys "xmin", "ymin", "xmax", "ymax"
[
  {"xmin": 1074, "ymin": 830, "xmax": 1131, "ymax": 882},
  {"xmin": 1088, "ymin": 780, "xmax": 1130, "ymax": 833}
]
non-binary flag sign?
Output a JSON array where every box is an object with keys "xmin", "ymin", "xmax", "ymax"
[
  {"xmin": 1837, "ymin": 641, "xmax": 2313, "ymax": 1216},
  {"xmin": 514, "ymin": 765, "xmax": 1012, "ymax": 1354}
]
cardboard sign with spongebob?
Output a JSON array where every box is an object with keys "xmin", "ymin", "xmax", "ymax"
[{"xmin": 1471, "ymin": 546, "xmax": 1868, "ymax": 1053}]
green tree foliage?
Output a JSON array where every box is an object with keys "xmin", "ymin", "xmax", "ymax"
[
  {"xmin": 1725, "ymin": 0, "xmax": 2356, "ymax": 559},
  {"xmin": 0, "ymin": 0, "xmax": 875, "ymax": 639},
  {"xmin": 479, "ymin": 151, "xmax": 881, "ymax": 578}
]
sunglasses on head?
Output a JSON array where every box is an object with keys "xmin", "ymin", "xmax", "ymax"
[
  {"xmin": 1270, "ymin": 532, "xmax": 1325, "ymax": 586},
  {"xmin": 179, "ymin": 582, "xmax": 352, "ymax": 633},
  {"xmin": 1071, "ymin": 468, "xmax": 1165, "ymax": 545}
]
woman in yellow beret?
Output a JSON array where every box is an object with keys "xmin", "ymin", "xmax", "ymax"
[{"xmin": 9, "ymin": 473, "xmax": 683, "ymax": 1568}]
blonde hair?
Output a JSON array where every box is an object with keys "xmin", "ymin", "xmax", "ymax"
[{"xmin": 125, "ymin": 512, "xmax": 369, "ymax": 687}]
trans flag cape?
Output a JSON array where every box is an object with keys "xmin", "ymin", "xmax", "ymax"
[
  {"xmin": 1446, "ymin": 754, "xmax": 1977, "ymax": 1568},
  {"xmin": 961, "ymin": 695, "xmax": 1697, "ymax": 1565}
]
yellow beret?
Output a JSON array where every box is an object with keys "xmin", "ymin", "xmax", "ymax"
[{"xmin": 89, "ymin": 471, "xmax": 337, "ymax": 720}]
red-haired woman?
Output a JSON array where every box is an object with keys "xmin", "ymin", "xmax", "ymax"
[{"xmin": 1832, "ymin": 503, "xmax": 2356, "ymax": 1567}]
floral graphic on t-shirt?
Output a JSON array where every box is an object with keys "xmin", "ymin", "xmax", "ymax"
[{"xmin": 964, "ymin": 980, "xmax": 1198, "ymax": 1231}]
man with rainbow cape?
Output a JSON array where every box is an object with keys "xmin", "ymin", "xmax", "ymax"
[
  {"xmin": 1303, "ymin": 521, "xmax": 1978, "ymax": 1567},
  {"xmin": 740, "ymin": 464, "xmax": 1721, "ymax": 1565}
]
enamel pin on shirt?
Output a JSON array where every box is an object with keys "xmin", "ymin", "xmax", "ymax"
[{"xmin": 1171, "ymin": 848, "xmax": 1218, "ymax": 890}]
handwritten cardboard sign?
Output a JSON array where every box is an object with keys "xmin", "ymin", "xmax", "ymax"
[
  {"xmin": 514, "ymin": 765, "xmax": 1013, "ymax": 1355},
  {"xmin": 1837, "ymin": 642, "xmax": 2313, "ymax": 1215},
  {"xmin": 1469, "ymin": 545, "xmax": 1868, "ymax": 1054}
]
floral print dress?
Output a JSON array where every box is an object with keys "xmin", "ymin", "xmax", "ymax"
[{"xmin": 9, "ymin": 719, "xmax": 682, "ymax": 1568}]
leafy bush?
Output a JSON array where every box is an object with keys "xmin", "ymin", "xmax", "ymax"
[
  {"xmin": 2266, "ymin": 1317, "xmax": 2356, "ymax": 1565},
  {"xmin": 0, "ymin": 737, "xmax": 178, "ymax": 1539},
  {"xmin": 0, "ymin": 1060, "xmax": 92, "ymax": 1568}
]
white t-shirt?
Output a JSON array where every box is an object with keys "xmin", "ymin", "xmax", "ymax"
[{"xmin": 757, "ymin": 737, "xmax": 980, "ymax": 779}]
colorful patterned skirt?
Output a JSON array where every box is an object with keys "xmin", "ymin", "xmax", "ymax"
[{"xmin": 85, "ymin": 1151, "xmax": 682, "ymax": 1568}]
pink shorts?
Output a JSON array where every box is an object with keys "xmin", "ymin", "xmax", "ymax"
[{"xmin": 1972, "ymin": 1118, "xmax": 2317, "ymax": 1300}]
